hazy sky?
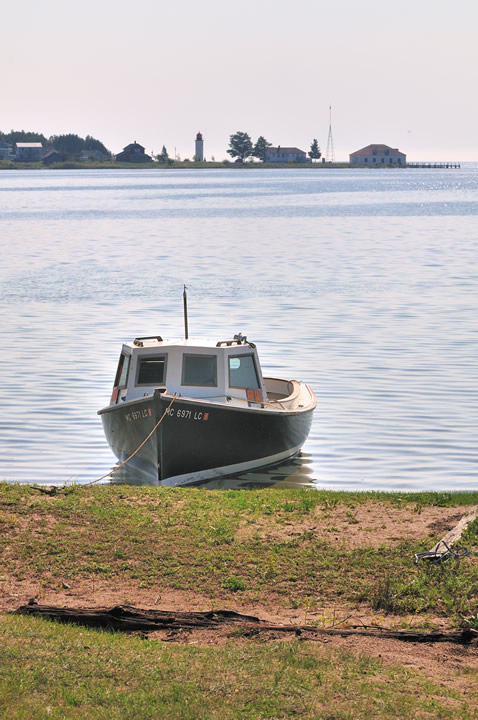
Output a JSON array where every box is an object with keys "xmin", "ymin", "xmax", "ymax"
[{"xmin": 2, "ymin": 0, "xmax": 477, "ymax": 160}]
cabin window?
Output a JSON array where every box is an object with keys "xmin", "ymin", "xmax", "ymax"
[
  {"xmin": 182, "ymin": 354, "xmax": 217, "ymax": 386},
  {"xmin": 114, "ymin": 353, "xmax": 130, "ymax": 388},
  {"xmin": 136, "ymin": 355, "xmax": 167, "ymax": 385},
  {"xmin": 229, "ymin": 354, "xmax": 260, "ymax": 390}
]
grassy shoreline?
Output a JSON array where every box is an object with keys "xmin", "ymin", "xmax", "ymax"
[
  {"xmin": 1, "ymin": 484, "xmax": 477, "ymax": 718},
  {"xmin": 1, "ymin": 484, "xmax": 477, "ymax": 619}
]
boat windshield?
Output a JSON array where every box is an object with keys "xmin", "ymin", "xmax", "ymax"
[
  {"xmin": 182, "ymin": 354, "xmax": 217, "ymax": 386},
  {"xmin": 229, "ymin": 354, "xmax": 260, "ymax": 389},
  {"xmin": 137, "ymin": 355, "xmax": 167, "ymax": 385}
]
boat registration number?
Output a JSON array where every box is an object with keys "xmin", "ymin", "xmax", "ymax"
[
  {"xmin": 166, "ymin": 408, "xmax": 209, "ymax": 421},
  {"xmin": 125, "ymin": 408, "xmax": 152, "ymax": 422}
]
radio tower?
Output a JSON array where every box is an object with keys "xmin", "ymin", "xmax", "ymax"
[{"xmin": 326, "ymin": 105, "xmax": 335, "ymax": 163}]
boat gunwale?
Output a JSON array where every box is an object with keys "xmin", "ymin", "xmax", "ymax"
[{"xmin": 98, "ymin": 381, "xmax": 317, "ymax": 417}]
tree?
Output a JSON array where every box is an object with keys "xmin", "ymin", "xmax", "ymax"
[
  {"xmin": 47, "ymin": 133, "xmax": 110, "ymax": 156},
  {"xmin": 227, "ymin": 131, "xmax": 253, "ymax": 162},
  {"xmin": 84, "ymin": 135, "xmax": 110, "ymax": 155},
  {"xmin": 308, "ymin": 139, "xmax": 321, "ymax": 162},
  {"xmin": 1, "ymin": 129, "xmax": 47, "ymax": 145},
  {"xmin": 49, "ymin": 134, "xmax": 85, "ymax": 154},
  {"xmin": 0, "ymin": 129, "xmax": 110, "ymax": 157},
  {"xmin": 252, "ymin": 136, "xmax": 272, "ymax": 162},
  {"xmin": 157, "ymin": 145, "xmax": 169, "ymax": 163}
]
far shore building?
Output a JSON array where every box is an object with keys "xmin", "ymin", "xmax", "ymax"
[
  {"xmin": 0, "ymin": 141, "xmax": 14, "ymax": 159},
  {"xmin": 42, "ymin": 150, "xmax": 63, "ymax": 166},
  {"xmin": 115, "ymin": 142, "xmax": 151, "ymax": 163},
  {"xmin": 15, "ymin": 142, "xmax": 43, "ymax": 162},
  {"xmin": 265, "ymin": 146, "xmax": 307, "ymax": 163},
  {"xmin": 195, "ymin": 132, "xmax": 204, "ymax": 161},
  {"xmin": 80, "ymin": 149, "xmax": 108, "ymax": 162},
  {"xmin": 349, "ymin": 144, "xmax": 406, "ymax": 166}
]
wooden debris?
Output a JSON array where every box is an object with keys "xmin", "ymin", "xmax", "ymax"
[
  {"xmin": 15, "ymin": 604, "xmax": 478, "ymax": 645},
  {"xmin": 416, "ymin": 505, "xmax": 478, "ymax": 563},
  {"xmin": 30, "ymin": 485, "xmax": 75, "ymax": 496},
  {"xmin": 15, "ymin": 605, "xmax": 260, "ymax": 632},
  {"xmin": 431, "ymin": 506, "xmax": 478, "ymax": 554},
  {"xmin": 30, "ymin": 486, "xmax": 60, "ymax": 496}
]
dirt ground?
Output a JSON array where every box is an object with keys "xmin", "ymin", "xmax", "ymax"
[
  {"xmin": 236, "ymin": 502, "xmax": 472, "ymax": 549},
  {"xmin": 2, "ymin": 502, "xmax": 477, "ymax": 696},
  {"xmin": 2, "ymin": 502, "xmax": 473, "ymax": 616}
]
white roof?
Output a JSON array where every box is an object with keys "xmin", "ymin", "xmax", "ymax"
[
  {"xmin": 16, "ymin": 142, "xmax": 43, "ymax": 148},
  {"xmin": 126, "ymin": 336, "xmax": 253, "ymax": 351}
]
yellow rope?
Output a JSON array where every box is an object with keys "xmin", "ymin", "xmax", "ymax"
[{"xmin": 82, "ymin": 393, "xmax": 177, "ymax": 487}]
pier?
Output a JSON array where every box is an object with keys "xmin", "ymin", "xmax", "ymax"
[{"xmin": 408, "ymin": 162, "xmax": 461, "ymax": 168}]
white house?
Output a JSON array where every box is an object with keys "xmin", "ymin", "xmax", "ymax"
[
  {"xmin": 349, "ymin": 144, "xmax": 406, "ymax": 165},
  {"xmin": 265, "ymin": 146, "xmax": 307, "ymax": 163}
]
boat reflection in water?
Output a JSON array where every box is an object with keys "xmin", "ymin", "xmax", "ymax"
[{"xmin": 109, "ymin": 451, "xmax": 316, "ymax": 490}]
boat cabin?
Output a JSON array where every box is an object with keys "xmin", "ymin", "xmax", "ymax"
[{"xmin": 110, "ymin": 335, "xmax": 269, "ymax": 408}]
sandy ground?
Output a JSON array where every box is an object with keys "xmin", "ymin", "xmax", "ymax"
[
  {"xmin": 236, "ymin": 503, "xmax": 472, "ymax": 549},
  {"xmin": 4, "ymin": 579, "xmax": 477, "ymax": 699}
]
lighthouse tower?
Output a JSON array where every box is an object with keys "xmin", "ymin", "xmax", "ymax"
[{"xmin": 195, "ymin": 132, "xmax": 204, "ymax": 162}]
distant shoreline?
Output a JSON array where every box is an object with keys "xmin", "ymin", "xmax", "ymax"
[
  {"xmin": 0, "ymin": 160, "xmax": 351, "ymax": 170},
  {"xmin": 0, "ymin": 160, "xmax": 464, "ymax": 171}
]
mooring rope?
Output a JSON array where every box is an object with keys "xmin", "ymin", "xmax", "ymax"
[{"xmin": 29, "ymin": 393, "xmax": 178, "ymax": 493}]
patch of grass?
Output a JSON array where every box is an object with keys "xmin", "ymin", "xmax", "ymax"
[
  {"xmin": 368, "ymin": 526, "xmax": 478, "ymax": 620},
  {"xmin": 1, "ymin": 484, "xmax": 477, "ymax": 624},
  {"xmin": 0, "ymin": 615, "xmax": 475, "ymax": 720},
  {"xmin": 222, "ymin": 575, "xmax": 246, "ymax": 592}
]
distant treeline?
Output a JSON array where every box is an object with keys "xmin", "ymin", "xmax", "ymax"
[{"xmin": 0, "ymin": 130, "xmax": 110, "ymax": 156}]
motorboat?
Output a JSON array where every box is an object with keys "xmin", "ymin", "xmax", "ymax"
[{"xmin": 98, "ymin": 294, "xmax": 316, "ymax": 485}]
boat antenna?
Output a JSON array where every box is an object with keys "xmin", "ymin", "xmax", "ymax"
[{"xmin": 183, "ymin": 285, "xmax": 189, "ymax": 339}]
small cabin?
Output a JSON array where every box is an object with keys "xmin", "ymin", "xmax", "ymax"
[
  {"xmin": 265, "ymin": 146, "xmax": 307, "ymax": 163},
  {"xmin": 110, "ymin": 336, "xmax": 269, "ymax": 408},
  {"xmin": 115, "ymin": 142, "xmax": 151, "ymax": 163}
]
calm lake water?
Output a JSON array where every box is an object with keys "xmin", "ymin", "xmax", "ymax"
[{"xmin": 0, "ymin": 167, "xmax": 477, "ymax": 490}]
